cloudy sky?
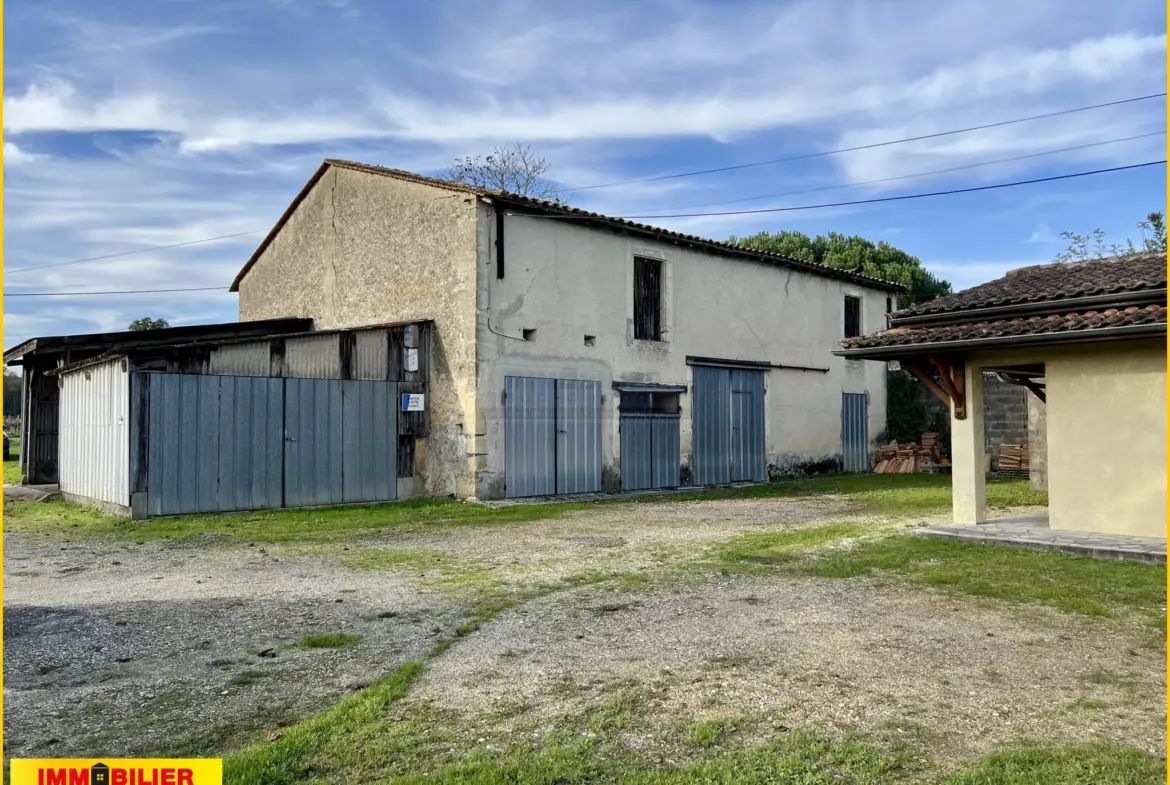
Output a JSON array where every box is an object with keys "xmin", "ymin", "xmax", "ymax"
[{"xmin": 4, "ymin": 0, "xmax": 1166, "ymax": 347}]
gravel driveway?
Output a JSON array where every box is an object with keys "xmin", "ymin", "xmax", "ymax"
[
  {"xmin": 4, "ymin": 494, "xmax": 1162, "ymax": 770},
  {"xmin": 4, "ymin": 529, "xmax": 469, "ymax": 758}
]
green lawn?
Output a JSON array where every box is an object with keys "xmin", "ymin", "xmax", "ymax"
[
  {"xmin": 4, "ymin": 435, "xmax": 21, "ymax": 485},
  {"xmin": 2, "ymin": 474, "xmax": 1045, "ymax": 544},
  {"xmin": 719, "ymin": 524, "xmax": 1166, "ymax": 621}
]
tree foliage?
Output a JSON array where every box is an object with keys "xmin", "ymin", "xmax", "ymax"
[
  {"xmin": 446, "ymin": 143, "xmax": 563, "ymax": 203},
  {"xmin": 1055, "ymin": 211, "xmax": 1167, "ymax": 263},
  {"xmin": 3, "ymin": 368, "xmax": 21, "ymax": 417},
  {"xmin": 728, "ymin": 229, "xmax": 952, "ymax": 306},
  {"xmin": 128, "ymin": 317, "xmax": 170, "ymax": 331}
]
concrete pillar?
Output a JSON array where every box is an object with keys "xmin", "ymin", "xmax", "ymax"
[
  {"xmin": 1027, "ymin": 392, "xmax": 1048, "ymax": 491},
  {"xmin": 951, "ymin": 361, "xmax": 986, "ymax": 524}
]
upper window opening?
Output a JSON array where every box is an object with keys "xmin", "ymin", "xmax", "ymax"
[
  {"xmin": 634, "ymin": 257, "xmax": 663, "ymax": 341},
  {"xmin": 844, "ymin": 296, "xmax": 862, "ymax": 338}
]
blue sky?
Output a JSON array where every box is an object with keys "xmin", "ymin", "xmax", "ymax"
[{"xmin": 3, "ymin": 0, "xmax": 1167, "ymax": 347}]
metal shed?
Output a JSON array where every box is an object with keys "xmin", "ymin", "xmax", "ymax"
[{"xmin": 10, "ymin": 319, "xmax": 433, "ymax": 517}]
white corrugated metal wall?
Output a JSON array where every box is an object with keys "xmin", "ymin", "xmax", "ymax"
[{"xmin": 59, "ymin": 358, "xmax": 130, "ymax": 507}]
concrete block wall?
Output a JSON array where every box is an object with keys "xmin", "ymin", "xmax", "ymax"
[{"xmin": 982, "ymin": 373, "xmax": 1029, "ymax": 467}]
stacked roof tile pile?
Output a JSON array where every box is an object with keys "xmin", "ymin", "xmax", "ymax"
[
  {"xmin": 997, "ymin": 444, "xmax": 1030, "ymax": 472},
  {"xmin": 874, "ymin": 433, "xmax": 942, "ymax": 474}
]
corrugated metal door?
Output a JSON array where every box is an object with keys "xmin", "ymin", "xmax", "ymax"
[
  {"xmin": 841, "ymin": 392, "xmax": 870, "ymax": 473},
  {"xmin": 620, "ymin": 414, "xmax": 680, "ymax": 491},
  {"xmin": 505, "ymin": 376, "xmax": 556, "ymax": 498},
  {"xmin": 145, "ymin": 374, "xmax": 283, "ymax": 515},
  {"xmin": 556, "ymin": 379, "xmax": 601, "ymax": 494},
  {"xmin": 59, "ymin": 359, "xmax": 130, "ymax": 507},
  {"xmin": 730, "ymin": 369, "xmax": 766, "ymax": 482},
  {"xmin": 651, "ymin": 417, "xmax": 681, "ymax": 488},
  {"xmin": 285, "ymin": 379, "xmax": 398, "ymax": 507},
  {"xmin": 619, "ymin": 416, "xmax": 653, "ymax": 490},
  {"xmin": 691, "ymin": 366, "xmax": 731, "ymax": 485},
  {"xmin": 340, "ymin": 380, "xmax": 397, "ymax": 503},
  {"xmin": 284, "ymin": 378, "xmax": 344, "ymax": 508}
]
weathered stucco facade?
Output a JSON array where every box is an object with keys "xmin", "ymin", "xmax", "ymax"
[
  {"xmin": 236, "ymin": 161, "xmax": 895, "ymax": 501},
  {"xmin": 472, "ymin": 205, "xmax": 890, "ymax": 498},
  {"xmin": 237, "ymin": 166, "xmax": 481, "ymax": 497}
]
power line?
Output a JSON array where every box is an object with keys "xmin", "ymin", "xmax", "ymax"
[
  {"xmin": 565, "ymin": 91, "xmax": 1168, "ymax": 193},
  {"xmin": 3, "ymin": 232, "xmax": 262, "ymax": 276},
  {"xmin": 4, "ymin": 192, "xmax": 465, "ymax": 277},
  {"xmin": 610, "ymin": 160, "xmax": 1166, "ymax": 219},
  {"xmin": 11, "ymin": 159, "xmax": 1160, "ymax": 298},
  {"xmin": 4, "ymin": 286, "xmax": 227, "ymax": 297},
  {"xmin": 629, "ymin": 130, "xmax": 1167, "ymax": 215}
]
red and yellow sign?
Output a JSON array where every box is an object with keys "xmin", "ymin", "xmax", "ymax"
[{"xmin": 10, "ymin": 760, "xmax": 222, "ymax": 785}]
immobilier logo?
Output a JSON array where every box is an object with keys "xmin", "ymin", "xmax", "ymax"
[{"xmin": 9, "ymin": 760, "xmax": 222, "ymax": 785}]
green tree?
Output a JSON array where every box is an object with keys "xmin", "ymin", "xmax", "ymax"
[
  {"xmin": 1055, "ymin": 211, "xmax": 1167, "ymax": 263},
  {"xmin": 3, "ymin": 368, "xmax": 21, "ymax": 417},
  {"xmin": 128, "ymin": 317, "xmax": 170, "ymax": 331},
  {"xmin": 728, "ymin": 229, "xmax": 952, "ymax": 307}
]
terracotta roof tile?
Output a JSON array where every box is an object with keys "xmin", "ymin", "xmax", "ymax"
[
  {"xmin": 899, "ymin": 252, "xmax": 1166, "ymax": 317},
  {"xmin": 843, "ymin": 304, "xmax": 1167, "ymax": 349}
]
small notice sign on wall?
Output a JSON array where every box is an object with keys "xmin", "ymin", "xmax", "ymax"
[
  {"xmin": 404, "ymin": 347, "xmax": 419, "ymax": 372},
  {"xmin": 401, "ymin": 393, "xmax": 425, "ymax": 412}
]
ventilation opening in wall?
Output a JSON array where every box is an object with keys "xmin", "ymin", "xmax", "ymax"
[
  {"xmin": 584, "ymin": 335, "xmax": 596, "ymax": 347},
  {"xmin": 522, "ymin": 329, "xmax": 536, "ymax": 341}
]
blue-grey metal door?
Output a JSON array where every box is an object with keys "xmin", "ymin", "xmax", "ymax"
[
  {"xmin": 505, "ymin": 376, "xmax": 556, "ymax": 498},
  {"xmin": 144, "ymin": 374, "xmax": 284, "ymax": 515},
  {"xmin": 556, "ymin": 379, "xmax": 601, "ymax": 494},
  {"xmin": 841, "ymin": 392, "xmax": 869, "ymax": 472},
  {"xmin": 284, "ymin": 378, "xmax": 344, "ymax": 508},
  {"xmin": 620, "ymin": 414, "xmax": 680, "ymax": 491},
  {"xmin": 285, "ymin": 379, "xmax": 398, "ymax": 507},
  {"xmin": 341, "ymin": 380, "xmax": 398, "ymax": 503},
  {"xmin": 730, "ymin": 369, "xmax": 766, "ymax": 482},
  {"xmin": 692, "ymin": 366, "xmax": 731, "ymax": 485}
]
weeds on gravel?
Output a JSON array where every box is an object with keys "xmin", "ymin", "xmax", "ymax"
[{"xmin": 298, "ymin": 632, "xmax": 363, "ymax": 649}]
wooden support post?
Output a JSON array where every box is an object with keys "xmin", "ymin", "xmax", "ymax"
[
  {"xmin": 904, "ymin": 363, "xmax": 951, "ymax": 409},
  {"xmin": 928, "ymin": 356, "xmax": 966, "ymax": 420}
]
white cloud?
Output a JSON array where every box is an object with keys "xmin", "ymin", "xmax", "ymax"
[
  {"xmin": 4, "ymin": 79, "xmax": 181, "ymax": 135},
  {"xmin": 3, "ymin": 141, "xmax": 44, "ymax": 166}
]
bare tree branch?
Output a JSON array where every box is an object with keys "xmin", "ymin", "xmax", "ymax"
[{"xmin": 445, "ymin": 143, "xmax": 563, "ymax": 203}]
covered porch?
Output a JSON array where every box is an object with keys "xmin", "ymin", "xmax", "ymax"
[{"xmin": 835, "ymin": 253, "xmax": 1167, "ymax": 547}]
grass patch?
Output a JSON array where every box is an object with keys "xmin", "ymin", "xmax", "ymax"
[
  {"xmin": 943, "ymin": 743, "xmax": 1165, "ymax": 784},
  {"xmin": 717, "ymin": 522, "xmax": 869, "ymax": 568},
  {"xmin": 2, "ymin": 496, "xmax": 585, "ymax": 545},
  {"xmin": 4, "ymin": 475, "xmax": 1043, "ymax": 545},
  {"xmin": 649, "ymin": 474, "xmax": 1045, "ymax": 516},
  {"xmin": 298, "ymin": 632, "xmax": 363, "ymax": 649},
  {"xmin": 688, "ymin": 717, "xmax": 739, "ymax": 748},
  {"xmin": 227, "ymin": 670, "xmax": 270, "ymax": 687},
  {"xmin": 1066, "ymin": 698, "xmax": 1110, "ymax": 711},
  {"xmin": 788, "ymin": 533, "xmax": 1165, "ymax": 618}
]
